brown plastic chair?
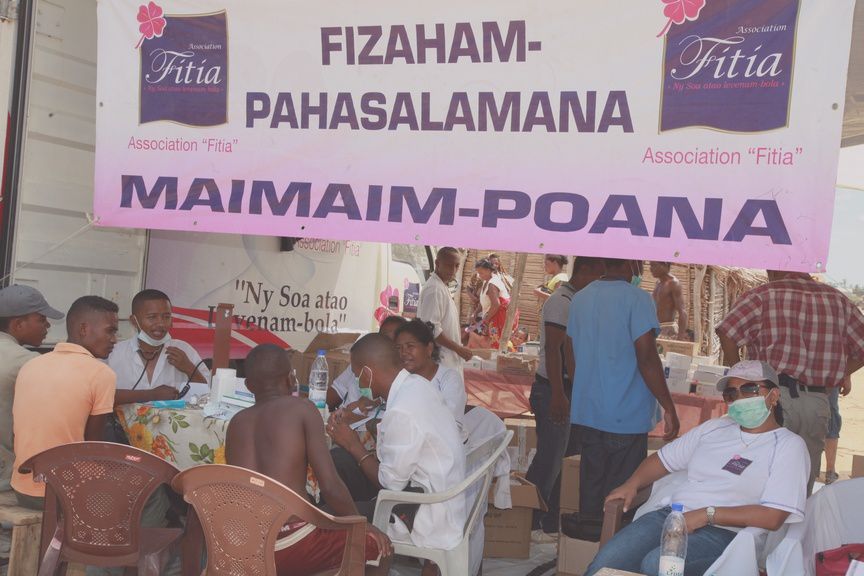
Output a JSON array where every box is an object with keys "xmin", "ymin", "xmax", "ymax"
[
  {"xmin": 599, "ymin": 487, "xmax": 652, "ymax": 547},
  {"xmin": 19, "ymin": 441, "xmax": 182, "ymax": 575},
  {"xmin": 172, "ymin": 464, "xmax": 367, "ymax": 576}
]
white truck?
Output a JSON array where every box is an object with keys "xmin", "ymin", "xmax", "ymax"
[{"xmin": 0, "ymin": 0, "xmax": 432, "ymax": 352}]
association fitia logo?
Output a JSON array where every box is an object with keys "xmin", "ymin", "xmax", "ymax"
[
  {"xmin": 136, "ymin": 2, "xmax": 228, "ymax": 127},
  {"xmin": 658, "ymin": 0, "xmax": 800, "ymax": 133}
]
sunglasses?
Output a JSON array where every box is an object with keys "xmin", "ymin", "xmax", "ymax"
[{"xmin": 722, "ymin": 382, "xmax": 770, "ymax": 403}]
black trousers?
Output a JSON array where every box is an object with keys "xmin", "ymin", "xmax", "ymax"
[{"xmin": 578, "ymin": 425, "xmax": 647, "ymax": 518}]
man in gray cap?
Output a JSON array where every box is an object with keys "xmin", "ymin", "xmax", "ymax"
[{"xmin": 0, "ymin": 285, "xmax": 63, "ymax": 489}]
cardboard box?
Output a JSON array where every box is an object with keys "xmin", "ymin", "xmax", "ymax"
[
  {"xmin": 559, "ymin": 453, "xmax": 655, "ymax": 517},
  {"xmin": 497, "ymin": 353, "xmax": 539, "ymax": 376},
  {"xmin": 560, "ymin": 455, "xmax": 581, "ymax": 513},
  {"xmin": 505, "ymin": 418, "xmax": 537, "ymax": 472},
  {"xmin": 664, "ymin": 352, "xmax": 692, "ymax": 370},
  {"xmin": 290, "ymin": 332, "xmax": 361, "ymax": 388},
  {"xmin": 557, "ymin": 533, "xmax": 600, "ymax": 576},
  {"xmin": 471, "ymin": 348, "xmax": 496, "ymax": 360},
  {"xmin": 852, "ymin": 454, "xmax": 864, "ymax": 478},
  {"xmin": 505, "ymin": 418, "xmax": 537, "ymax": 450},
  {"xmin": 665, "ymin": 369, "xmax": 691, "ymax": 395},
  {"xmin": 695, "ymin": 364, "xmax": 728, "ymax": 376},
  {"xmin": 656, "ymin": 339, "xmax": 698, "ymax": 357},
  {"xmin": 695, "ymin": 383, "xmax": 723, "ymax": 398},
  {"xmin": 303, "ymin": 332, "xmax": 362, "ymax": 354},
  {"xmin": 484, "ymin": 474, "xmax": 546, "ymax": 559}
]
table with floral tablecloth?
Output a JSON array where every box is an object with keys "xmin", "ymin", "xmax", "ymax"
[
  {"xmin": 117, "ymin": 403, "xmax": 375, "ymax": 501},
  {"xmin": 117, "ymin": 403, "xmax": 228, "ymax": 468}
]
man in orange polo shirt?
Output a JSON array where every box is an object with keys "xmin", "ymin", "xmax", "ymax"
[{"xmin": 11, "ymin": 295, "xmax": 119, "ymax": 508}]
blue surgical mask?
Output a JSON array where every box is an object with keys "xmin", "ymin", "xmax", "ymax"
[
  {"xmin": 630, "ymin": 275, "xmax": 642, "ymax": 288},
  {"xmin": 728, "ymin": 396, "xmax": 771, "ymax": 429}
]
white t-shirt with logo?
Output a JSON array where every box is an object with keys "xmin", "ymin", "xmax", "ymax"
[{"xmin": 658, "ymin": 416, "xmax": 810, "ymax": 529}]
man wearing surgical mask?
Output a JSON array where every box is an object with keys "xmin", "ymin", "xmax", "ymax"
[
  {"xmin": 327, "ymin": 315, "xmax": 406, "ymax": 411},
  {"xmin": 109, "ymin": 289, "xmax": 211, "ymax": 405}
]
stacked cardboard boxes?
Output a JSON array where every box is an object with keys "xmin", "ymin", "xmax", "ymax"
[
  {"xmin": 656, "ymin": 338, "xmax": 698, "ymax": 357},
  {"xmin": 497, "ymin": 353, "xmax": 539, "ymax": 376},
  {"xmin": 483, "ymin": 474, "xmax": 546, "ymax": 558},
  {"xmin": 557, "ymin": 450, "xmax": 660, "ymax": 574},
  {"xmin": 557, "ymin": 534, "xmax": 600, "ymax": 576},
  {"xmin": 559, "ymin": 455, "xmax": 581, "ymax": 515},
  {"xmin": 692, "ymin": 364, "xmax": 728, "ymax": 398},
  {"xmin": 663, "ymin": 352, "xmax": 692, "ymax": 395}
]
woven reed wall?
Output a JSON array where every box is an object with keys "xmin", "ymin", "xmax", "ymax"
[{"xmin": 456, "ymin": 253, "xmax": 766, "ymax": 353}]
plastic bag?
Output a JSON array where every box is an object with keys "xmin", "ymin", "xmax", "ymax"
[{"xmin": 815, "ymin": 544, "xmax": 864, "ymax": 576}]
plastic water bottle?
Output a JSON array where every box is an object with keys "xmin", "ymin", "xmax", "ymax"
[
  {"xmin": 308, "ymin": 350, "xmax": 329, "ymax": 419},
  {"xmin": 658, "ymin": 503, "xmax": 688, "ymax": 576}
]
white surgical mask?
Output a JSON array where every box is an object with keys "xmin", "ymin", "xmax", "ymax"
[{"xmin": 134, "ymin": 316, "xmax": 171, "ymax": 347}]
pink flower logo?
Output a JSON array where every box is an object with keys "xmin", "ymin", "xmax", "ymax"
[
  {"xmin": 657, "ymin": 0, "xmax": 707, "ymax": 38},
  {"xmin": 135, "ymin": 2, "xmax": 166, "ymax": 49},
  {"xmin": 378, "ymin": 285, "xmax": 399, "ymax": 308}
]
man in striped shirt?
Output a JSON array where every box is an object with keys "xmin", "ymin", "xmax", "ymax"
[{"xmin": 717, "ymin": 271, "xmax": 864, "ymax": 492}]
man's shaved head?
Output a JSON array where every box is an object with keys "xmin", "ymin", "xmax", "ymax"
[
  {"xmin": 245, "ymin": 344, "xmax": 292, "ymax": 387},
  {"xmin": 351, "ymin": 333, "xmax": 402, "ymax": 369}
]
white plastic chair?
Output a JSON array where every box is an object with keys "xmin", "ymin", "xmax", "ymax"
[
  {"xmin": 632, "ymin": 471, "xmax": 798, "ymax": 576},
  {"xmin": 371, "ymin": 429, "xmax": 513, "ymax": 576},
  {"xmin": 765, "ymin": 477, "xmax": 864, "ymax": 576},
  {"xmin": 462, "ymin": 407, "xmax": 512, "ymax": 576}
]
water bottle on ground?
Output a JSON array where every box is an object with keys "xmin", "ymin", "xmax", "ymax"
[
  {"xmin": 308, "ymin": 350, "xmax": 329, "ymax": 420},
  {"xmin": 658, "ymin": 503, "xmax": 688, "ymax": 576}
]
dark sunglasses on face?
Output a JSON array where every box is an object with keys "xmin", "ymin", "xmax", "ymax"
[{"xmin": 722, "ymin": 382, "xmax": 770, "ymax": 403}]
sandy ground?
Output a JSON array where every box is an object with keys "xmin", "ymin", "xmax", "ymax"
[{"xmin": 831, "ymin": 370, "xmax": 864, "ymax": 475}]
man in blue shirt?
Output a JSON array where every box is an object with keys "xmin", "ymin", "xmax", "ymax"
[{"xmin": 567, "ymin": 259, "xmax": 680, "ymax": 521}]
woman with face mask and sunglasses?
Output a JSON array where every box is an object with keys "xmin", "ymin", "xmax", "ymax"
[
  {"xmin": 585, "ymin": 360, "xmax": 810, "ymax": 576},
  {"xmin": 395, "ymin": 319, "xmax": 467, "ymax": 434}
]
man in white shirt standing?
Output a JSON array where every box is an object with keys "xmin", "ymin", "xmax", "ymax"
[
  {"xmin": 108, "ymin": 289, "xmax": 211, "ymax": 405},
  {"xmin": 417, "ymin": 247, "xmax": 472, "ymax": 375},
  {"xmin": 327, "ymin": 333, "xmax": 465, "ymax": 574}
]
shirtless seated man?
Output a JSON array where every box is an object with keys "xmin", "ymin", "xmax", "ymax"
[{"xmin": 226, "ymin": 344, "xmax": 392, "ymax": 576}]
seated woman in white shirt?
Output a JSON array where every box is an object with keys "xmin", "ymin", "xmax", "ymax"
[
  {"xmin": 395, "ymin": 319, "xmax": 467, "ymax": 430},
  {"xmin": 585, "ymin": 360, "xmax": 810, "ymax": 576}
]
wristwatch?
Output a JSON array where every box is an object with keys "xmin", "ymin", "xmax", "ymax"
[{"xmin": 706, "ymin": 506, "xmax": 717, "ymax": 526}]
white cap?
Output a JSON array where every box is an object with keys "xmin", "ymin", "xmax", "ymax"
[{"xmin": 715, "ymin": 360, "xmax": 779, "ymax": 392}]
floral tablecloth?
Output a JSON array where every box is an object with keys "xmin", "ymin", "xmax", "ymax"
[
  {"xmin": 117, "ymin": 403, "xmax": 375, "ymax": 502},
  {"xmin": 117, "ymin": 403, "xmax": 228, "ymax": 468}
]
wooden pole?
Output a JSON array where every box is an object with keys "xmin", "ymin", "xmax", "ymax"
[
  {"xmin": 501, "ymin": 252, "xmax": 528, "ymax": 350},
  {"xmin": 692, "ymin": 265, "xmax": 706, "ymax": 357},
  {"xmin": 212, "ymin": 303, "xmax": 234, "ymax": 370}
]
